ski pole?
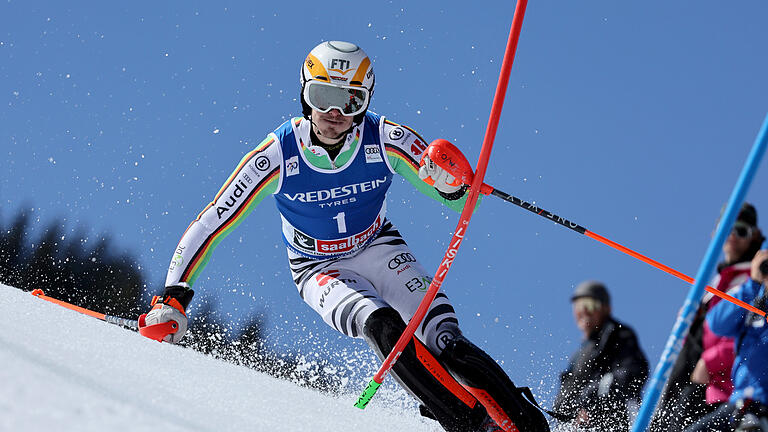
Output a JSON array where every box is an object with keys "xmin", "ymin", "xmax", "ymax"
[
  {"xmin": 355, "ymin": 0, "xmax": 529, "ymax": 412},
  {"xmin": 488, "ymin": 187, "xmax": 765, "ymax": 317},
  {"xmin": 425, "ymin": 139, "xmax": 768, "ymax": 319},
  {"xmin": 30, "ymin": 289, "xmax": 179, "ymax": 341},
  {"xmin": 30, "ymin": 289, "xmax": 139, "ymax": 328}
]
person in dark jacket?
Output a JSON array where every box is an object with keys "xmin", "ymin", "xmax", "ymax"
[
  {"xmin": 651, "ymin": 203, "xmax": 765, "ymax": 431},
  {"xmin": 554, "ymin": 280, "xmax": 649, "ymax": 431}
]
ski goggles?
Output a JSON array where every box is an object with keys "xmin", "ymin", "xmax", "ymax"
[
  {"xmin": 572, "ymin": 297, "xmax": 604, "ymax": 313},
  {"xmin": 732, "ymin": 221, "xmax": 753, "ymax": 239},
  {"xmin": 303, "ymin": 80, "xmax": 369, "ymax": 116}
]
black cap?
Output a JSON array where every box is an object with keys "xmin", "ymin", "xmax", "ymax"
[
  {"xmin": 737, "ymin": 202, "xmax": 758, "ymax": 227},
  {"xmin": 571, "ymin": 280, "xmax": 611, "ymax": 305}
]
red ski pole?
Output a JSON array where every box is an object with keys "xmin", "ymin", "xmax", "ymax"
[
  {"xmin": 355, "ymin": 0, "xmax": 529, "ymax": 411},
  {"xmin": 31, "ymin": 289, "xmax": 140, "ymax": 328},
  {"xmin": 30, "ymin": 289, "xmax": 180, "ymax": 341}
]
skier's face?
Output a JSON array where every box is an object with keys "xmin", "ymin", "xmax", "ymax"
[{"xmin": 311, "ymin": 109, "xmax": 354, "ymax": 144}]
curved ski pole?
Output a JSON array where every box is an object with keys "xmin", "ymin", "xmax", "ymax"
[
  {"xmin": 424, "ymin": 139, "xmax": 766, "ymax": 319},
  {"xmin": 30, "ymin": 289, "xmax": 140, "ymax": 329},
  {"xmin": 355, "ymin": 0, "xmax": 529, "ymax": 411}
]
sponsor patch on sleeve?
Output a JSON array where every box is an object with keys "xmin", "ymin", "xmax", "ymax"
[{"xmin": 388, "ymin": 126, "xmax": 405, "ymax": 141}]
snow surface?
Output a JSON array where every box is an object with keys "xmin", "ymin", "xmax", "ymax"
[{"xmin": 0, "ymin": 284, "xmax": 443, "ymax": 431}]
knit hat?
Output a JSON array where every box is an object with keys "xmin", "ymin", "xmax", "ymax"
[
  {"xmin": 571, "ymin": 280, "xmax": 611, "ymax": 306},
  {"xmin": 737, "ymin": 202, "xmax": 758, "ymax": 227}
]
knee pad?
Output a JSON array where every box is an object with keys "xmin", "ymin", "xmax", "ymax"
[
  {"xmin": 362, "ymin": 307, "xmax": 406, "ymax": 359},
  {"xmin": 440, "ymin": 335, "xmax": 551, "ymax": 432}
]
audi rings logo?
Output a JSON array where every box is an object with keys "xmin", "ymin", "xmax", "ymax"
[
  {"xmin": 388, "ymin": 252, "xmax": 416, "ymax": 269},
  {"xmin": 364, "ymin": 144, "xmax": 383, "ymax": 163}
]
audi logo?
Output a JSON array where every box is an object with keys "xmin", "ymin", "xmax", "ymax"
[{"xmin": 388, "ymin": 252, "xmax": 416, "ymax": 269}]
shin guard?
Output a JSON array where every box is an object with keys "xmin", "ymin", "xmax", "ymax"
[
  {"xmin": 363, "ymin": 308, "xmax": 487, "ymax": 432},
  {"xmin": 440, "ymin": 335, "xmax": 550, "ymax": 432}
]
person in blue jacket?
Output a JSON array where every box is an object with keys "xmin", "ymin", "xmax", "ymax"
[{"xmin": 685, "ymin": 249, "xmax": 768, "ymax": 431}]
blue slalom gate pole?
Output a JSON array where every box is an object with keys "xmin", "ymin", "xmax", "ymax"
[{"xmin": 631, "ymin": 113, "xmax": 768, "ymax": 432}]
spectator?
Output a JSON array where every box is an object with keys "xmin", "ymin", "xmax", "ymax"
[
  {"xmin": 653, "ymin": 203, "xmax": 764, "ymax": 431},
  {"xmin": 554, "ymin": 280, "xmax": 649, "ymax": 431},
  {"xmin": 684, "ymin": 249, "xmax": 768, "ymax": 431}
]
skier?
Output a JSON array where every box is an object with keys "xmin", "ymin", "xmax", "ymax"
[{"xmin": 141, "ymin": 41, "xmax": 550, "ymax": 432}]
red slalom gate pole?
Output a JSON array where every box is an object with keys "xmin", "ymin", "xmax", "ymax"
[{"xmin": 355, "ymin": 0, "xmax": 529, "ymax": 410}]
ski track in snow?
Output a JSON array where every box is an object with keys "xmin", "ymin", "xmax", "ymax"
[{"xmin": 0, "ymin": 284, "xmax": 442, "ymax": 431}]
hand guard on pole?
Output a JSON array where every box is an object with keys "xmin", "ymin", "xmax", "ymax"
[
  {"xmin": 139, "ymin": 286, "xmax": 193, "ymax": 343},
  {"xmin": 418, "ymin": 153, "xmax": 463, "ymax": 194}
]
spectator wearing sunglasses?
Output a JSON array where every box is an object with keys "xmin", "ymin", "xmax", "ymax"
[
  {"xmin": 554, "ymin": 280, "xmax": 649, "ymax": 432},
  {"xmin": 653, "ymin": 203, "xmax": 765, "ymax": 431},
  {"xmin": 684, "ymin": 249, "xmax": 768, "ymax": 431}
]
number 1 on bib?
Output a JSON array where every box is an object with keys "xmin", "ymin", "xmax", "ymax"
[{"xmin": 333, "ymin": 212, "xmax": 347, "ymax": 233}]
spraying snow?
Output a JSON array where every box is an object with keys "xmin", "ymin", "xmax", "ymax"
[{"xmin": 0, "ymin": 284, "xmax": 441, "ymax": 431}]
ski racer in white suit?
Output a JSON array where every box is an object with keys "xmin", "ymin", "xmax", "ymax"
[{"xmin": 143, "ymin": 41, "xmax": 550, "ymax": 432}]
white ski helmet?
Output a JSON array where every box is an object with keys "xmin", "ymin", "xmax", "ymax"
[{"xmin": 300, "ymin": 41, "xmax": 375, "ymax": 123}]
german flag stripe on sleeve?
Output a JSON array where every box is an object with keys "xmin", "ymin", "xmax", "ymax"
[
  {"xmin": 385, "ymin": 143, "xmax": 420, "ymax": 174},
  {"xmin": 176, "ymin": 135, "xmax": 279, "ymax": 285},
  {"xmin": 384, "ymin": 119, "xmax": 428, "ymax": 143},
  {"xmin": 181, "ymin": 166, "xmax": 280, "ymax": 285},
  {"xmin": 383, "ymin": 119, "xmax": 428, "ymax": 174},
  {"xmin": 210, "ymin": 137, "xmax": 275, "ymax": 209},
  {"xmin": 179, "ymin": 137, "xmax": 276, "ymax": 242}
]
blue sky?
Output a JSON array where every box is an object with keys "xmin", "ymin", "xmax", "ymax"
[{"xmin": 2, "ymin": 0, "xmax": 767, "ymax": 405}]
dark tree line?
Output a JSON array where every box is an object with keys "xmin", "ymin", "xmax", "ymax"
[
  {"xmin": 0, "ymin": 208, "xmax": 341, "ymax": 393},
  {"xmin": 0, "ymin": 209, "xmax": 145, "ymax": 318}
]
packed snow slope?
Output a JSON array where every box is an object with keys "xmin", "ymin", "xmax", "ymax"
[{"xmin": 0, "ymin": 284, "xmax": 442, "ymax": 431}]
